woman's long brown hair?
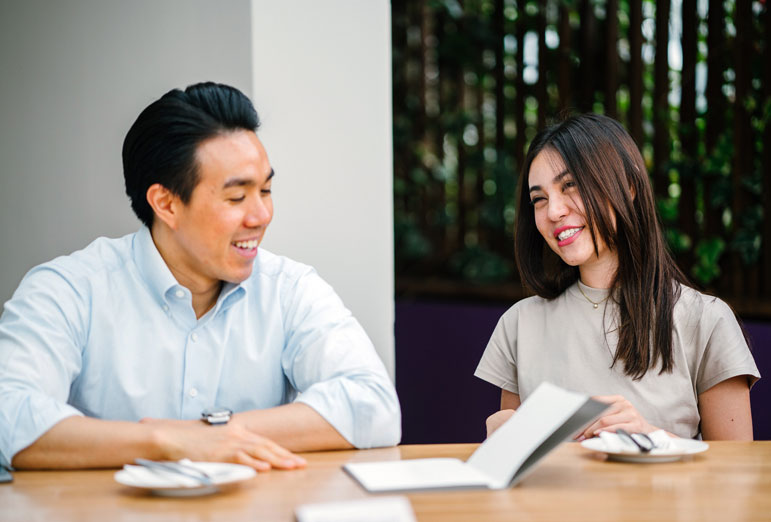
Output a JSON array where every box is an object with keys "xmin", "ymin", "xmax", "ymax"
[{"xmin": 514, "ymin": 113, "xmax": 689, "ymax": 379}]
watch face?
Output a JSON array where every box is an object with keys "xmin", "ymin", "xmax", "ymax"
[{"xmin": 201, "ymin": 408, "xmax": 232, "ymax": 425}]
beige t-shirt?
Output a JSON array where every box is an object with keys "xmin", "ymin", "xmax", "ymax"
[{"xmin": 474, "ymin": 281, "xmax": 760, "ymax": 438}]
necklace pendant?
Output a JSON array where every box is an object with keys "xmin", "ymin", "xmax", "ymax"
[{"xmin": 593, "ymin": 303, "xmax": 598, "ymax": 309}]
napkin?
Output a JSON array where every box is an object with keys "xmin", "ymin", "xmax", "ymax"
[
  {"xmin": 121, "ymin": 459, "xmax": 210, "ymax": 488},
  {"xmin": 597, "ymin": 430, "xmax": 678, "ymax": 454}
]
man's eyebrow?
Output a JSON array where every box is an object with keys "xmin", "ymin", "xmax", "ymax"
[
  {"xmin": 223, "ymin": 169, "xmax": 274, "ymax": 189},
  {"xmin": 528, "ymin": 169, "xmax": 569, "ymax": 193},
  {"xmin": 223, "ymin": 177, "xmax": 254, "ymax": 189}
]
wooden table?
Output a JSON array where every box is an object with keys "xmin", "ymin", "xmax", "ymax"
[{"xmin": 2, "ymin": 442, "xmax": 770, "ymax": 521}]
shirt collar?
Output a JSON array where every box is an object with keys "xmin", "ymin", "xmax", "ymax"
[
  {"xmin": 133, "ymin": 226, "xmax": 179, "ymax": 301},
  {"xmin": 216, "ymin": 282, "xmax": 246, "ymax": 314},
  {"xmin": 132, "ymin": 226, "xmax": 247, "ymax": 312}
]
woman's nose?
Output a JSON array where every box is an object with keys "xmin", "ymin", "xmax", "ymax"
[{"xmin": 547, "ymin": 194, "xmax": 569, "ymax": 221}]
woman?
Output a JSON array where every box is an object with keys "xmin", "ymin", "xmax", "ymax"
[{"xmin": 475, "ymin": 113, "xmax": 759, "ymax": 440}]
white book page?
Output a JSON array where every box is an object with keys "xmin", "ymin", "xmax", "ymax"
[
  {"xmin": 343, "ymin": 458, "xmax": 492, "ymax": 492},
  {"xmin": 466, "ymin": 382, "xmax": 590, "ymax": 489}
]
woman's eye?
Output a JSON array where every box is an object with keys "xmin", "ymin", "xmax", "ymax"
[
  {"xmin": 530, "ymin": 197, "xmax": 545, "ymax": 206},
  {"xmin": 261, "ymin": 189, "xmax": 272, "ymax": 195},
  {"xmin": 229, "ymin": 196, "xmax": 246, "ymax": 203},
  {"xmin": 563, "ymin": 180, "xmax": 576, "ymax": 190}
]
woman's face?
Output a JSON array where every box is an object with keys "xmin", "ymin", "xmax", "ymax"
[{"xmin": 527, "ymin": 149, "xmax": 617, "ymax": 283}]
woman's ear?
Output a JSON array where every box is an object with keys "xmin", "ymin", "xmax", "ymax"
[
  {"xmin": 629, "ymin": 166, "xmax": 638, "ymax": 201},
  {"xmin": 146, "ymin": 183, "xmax": 180, "ymax": 230}
]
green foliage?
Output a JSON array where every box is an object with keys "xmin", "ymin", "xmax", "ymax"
[
  {"xmin": 692, "ymin": 237, "xmax": 726, "ymax": 285},
  {"xmin": 448, "ymin": 244, "xmax": 512, "ymax": 282},
  {"xmin": 392, "ymin": 0, "xmax": 769, "ymax": 296},
  {"xmin": 394, "ymin": 215, "xmax": 433, "ymax": 266}
]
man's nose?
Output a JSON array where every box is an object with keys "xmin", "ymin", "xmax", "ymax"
[{"xmin": 244, "ymin": 197, "xmax": 271, "ymax": 227}]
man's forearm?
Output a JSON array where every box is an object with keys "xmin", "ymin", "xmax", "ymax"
[
  {"xmin": 234, "ymin": 402, "xmax": 353, "ymax": 451},
  {"xmin": 12, "ymin": 413, "xmax": 310, "ymax": 471},
  {"xmin": 11, "ymin": 416, "xmax": 163, "ymax": 469},
  {"xmin": 11, "ymin": 404, "xmax": 350, "ymax": 470}
]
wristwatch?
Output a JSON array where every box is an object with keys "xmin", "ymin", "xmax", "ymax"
[{"xmin": 201, "ymin": 407, "xmax": 233, "ymax": 425}]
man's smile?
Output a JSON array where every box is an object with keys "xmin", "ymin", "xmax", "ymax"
[{"xmin": 233, "ymin": 239, "xmax": 259, "ymax": 250}]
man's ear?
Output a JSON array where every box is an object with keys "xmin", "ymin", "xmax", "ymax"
[{"xmin": 146, "ymin": 183, "xmax": 180, "ymax": 230}]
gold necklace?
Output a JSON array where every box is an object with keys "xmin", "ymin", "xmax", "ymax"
[{"xmin": 577, "ymin": 283, "xmax": 610, "ymax": 309}]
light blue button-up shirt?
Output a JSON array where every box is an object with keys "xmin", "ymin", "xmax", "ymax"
[{"xmin": 0, "ymin": 227, "xmax": 400, "ymax": 467}]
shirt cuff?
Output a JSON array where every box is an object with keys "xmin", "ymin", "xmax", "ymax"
[
  {"xmin": 294, "ymin": 376, "xmax": 401, "ymax": 449},
  {"xmin": 0, "ymin": 394, "xmax": 84, "ymax": 469},
  {"xmin": 474, "ymin": 367, "xmax": 519, "ymax": 395}
]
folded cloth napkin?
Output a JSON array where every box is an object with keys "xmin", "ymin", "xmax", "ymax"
[
  {"xmin": 597, "ymin": 430, "xmax": 678, "ymax": 454},
  {"xmin": 121, "ymin": 459, "xmax": 210, "ymax": 488}
]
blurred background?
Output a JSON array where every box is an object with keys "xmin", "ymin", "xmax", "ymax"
[
  {"xmin": 392, "ymin": 0, "xmax": 771, "ymax": 443},
  {"xmin": 0, "ymin": 0, "xmax": 768, "ymax": 444}
]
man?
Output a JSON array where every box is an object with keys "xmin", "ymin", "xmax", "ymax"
[{"xmin": 0, "ymin": 82, "xmax": 401, "ymax": 471}]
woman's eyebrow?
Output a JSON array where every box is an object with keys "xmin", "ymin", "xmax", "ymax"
[{"xmin": 529, "ymin": 169, "xmax": 569, "ymax": 193}]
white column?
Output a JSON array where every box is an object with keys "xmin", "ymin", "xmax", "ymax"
[{"xmin": 252, "ymin": 0, "xmax": 395, "ymax": 378}]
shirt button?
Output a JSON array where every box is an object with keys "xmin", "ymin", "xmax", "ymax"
[
  {"xmin": 175, "ymin": 289, "xmax": 185, "ymax": 298},
  {"xmin": 191, "ymin": 332, "xmax": 198, "ymax": 342},
  {"xmin": 189, "ymin": 388, "xmax": 198, "ymax": 398},
  {"xmin": 162, "ymin": 304, "xmax": 169, "ymax": 312}
]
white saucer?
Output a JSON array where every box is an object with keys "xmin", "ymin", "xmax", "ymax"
[
  {"xmin": 581, "ymin": 437, "xmax": 709, "ymax": 463},
  {"xmin": 115, "ymin": 461, "xmax": 257, "ymax": 496}
]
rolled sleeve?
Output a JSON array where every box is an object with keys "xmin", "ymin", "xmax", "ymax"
[
  {"xmin": 695, "ymin": 298, "xmax": 760, "ymax": 395},
  {"xmin": 474, "ymin": 306, "xmax": 520, "ymax": 395},
  {"xmin": 0, "ymin": 392, "xmax": 83, "ymax": 469},
  {"xmin": 0, "ymin": 267, "xmax": 87, "ymax": 467},
  {"xmin": 280, "ymin": 269, "xmax": 401, "ymax": 448}
]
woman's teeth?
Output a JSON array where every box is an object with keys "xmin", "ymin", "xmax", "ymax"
[{"xmin": 557, "ymin": 228, "xmax": 581, "ymax": 241}]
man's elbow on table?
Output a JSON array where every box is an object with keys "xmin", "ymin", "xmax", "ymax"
[
  {"xmin": 362, "ymin": 392, "xmax": 402, "ymax": 448},
  {"xmin": 299, "ymin": 375, "xmax": 402, "ymax": 449}
]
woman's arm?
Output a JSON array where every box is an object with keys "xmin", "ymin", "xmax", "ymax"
[
  {"xmin": 698, "ymin": 375, "xmax": 754, "ymax": 440},
  {"xmin": 485, "ymin": 390, "xmax": 521, "ymax": 437},
  {"xmin": 500, "ymin": 390, "xmax": 521, "ymax": 410}
]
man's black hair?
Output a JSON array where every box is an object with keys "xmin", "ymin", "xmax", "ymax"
[{"xmin": 122, "ymin": 81, "xmax": 260, "ymax": 228}]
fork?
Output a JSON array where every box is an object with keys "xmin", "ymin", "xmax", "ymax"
[
  {"xmin": 616, "ymin": 429, "xmax": 655, "ymax": 453},
  {"xmin": 134, "ymin": 458, "xmax": 214, "ymax": 486}
]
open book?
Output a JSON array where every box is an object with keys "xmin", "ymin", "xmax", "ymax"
[{"xmin": 344, "ymin": 382, "xmax": 608, "ymax": 492}]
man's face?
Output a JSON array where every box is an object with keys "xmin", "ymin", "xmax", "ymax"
[{"xmin": 167, "ymin": 130, "xmax": 273, "ymax": 288}]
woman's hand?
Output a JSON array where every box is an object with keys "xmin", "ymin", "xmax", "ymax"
[
  {"xmin": 140, "ymin": 417, "xmax": 306, "ymax": 471},
  {"xmin": 485, "ymin": 409, "xmax": 516, "ymax": 438},
  {"xmin": 577, "ymin": 395, "xmax": 658, "ymax": 441}
]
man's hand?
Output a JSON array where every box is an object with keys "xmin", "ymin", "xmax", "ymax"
[
  {"xmin": 485, "ymin": 409, "xmax": 516, "ymax": 438},
  {"xmin": 12, "ymin": 415, "xmax": 306, "ymax": 471},
  {"xmin": 576, "ymin": 395, "xmax": 657, "ymax": 441},
  {"xmin": 140, "ymin": 417, "xmax": 306, "ymax": 471}
]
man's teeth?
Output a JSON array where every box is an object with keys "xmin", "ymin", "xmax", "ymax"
[
  {"xmin": 557, "ymin": 228, "xmax": 581, "ymax": 241},
  {"xmin": 234, "ymin": 240, "xmax": 258, "ymax": 249}
]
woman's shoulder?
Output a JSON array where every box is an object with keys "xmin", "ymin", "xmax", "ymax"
[
  {"xmin": 503, "ymin": 293, "xmax": 551, "ymax": 313},
  {"xmin": 675, "ymin": 284, "xmax": 737, "ymax": 329},
  {"xmin": 497, "ymin": 291, "xmax": 567, "ymax": 327}
]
